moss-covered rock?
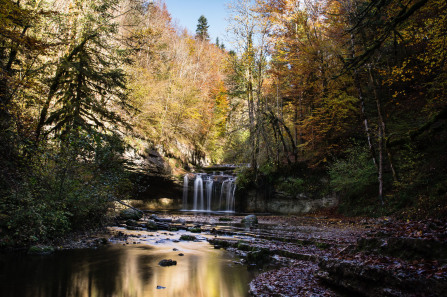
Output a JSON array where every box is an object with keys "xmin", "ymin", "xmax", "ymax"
[
  {"xmin": 246, "ymin": 248, "xmax": 270, "ymax": 265},
  {"xmin": 237, "ymin": 241, "xmax": 252, "ymax": 251},
  {"xmin": 180, "ymin": 235, "xmax": 196, "ymax": 241}
]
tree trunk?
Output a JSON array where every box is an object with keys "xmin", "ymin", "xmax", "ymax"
[
  {"xmin": 350, "ymin": 32, "xmax": 378, "ymax": 167},
  {"xmin": 368, "ymin": 66, "xmax": 399, "ymax": 183},
  {"xmin": 378, "ymin": 125, "xmax": 384, "ymax": 205}
]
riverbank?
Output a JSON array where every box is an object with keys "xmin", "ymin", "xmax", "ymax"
[
  {"xmin": 134, "ymin": 213, "xmax": 447, "ymax": 297},
  {"xmin": 5, "ymin": 212, "xmax": 446, "ymax": 296}
]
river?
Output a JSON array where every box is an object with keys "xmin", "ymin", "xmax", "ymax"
[{"xmin": 0, "ymin": 229, "xmax": 255, "ymax": 297}]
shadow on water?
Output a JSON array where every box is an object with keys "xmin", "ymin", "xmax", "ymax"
[{"xmin": 0, "ymin": 243, "xmax": 254, "ymax": 297}]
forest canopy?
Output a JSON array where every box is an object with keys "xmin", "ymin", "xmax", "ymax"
[{"xmin": 0, "ymin": 0, "xmax": 446, "ymax": 246}]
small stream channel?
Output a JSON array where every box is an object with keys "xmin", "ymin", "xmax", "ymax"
[{"xmin": 0, "ymin": 227, "xmax": 257, "ymax": 297}]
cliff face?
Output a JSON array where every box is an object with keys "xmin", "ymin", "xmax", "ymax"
[{"xmin": 241, "ymin": 189, "xmax": 338, "ymax": 215}]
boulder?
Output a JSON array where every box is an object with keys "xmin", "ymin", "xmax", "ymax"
[
  {"xmin": 146, "ymin": 220, "xmax": 158, "ymax": 230},
  {"xmin": 120, "ymin": 208, "xmax": 143, "ymax": 220},
  {"xmin": 150, "ymin": 214, "xmax": 160, "ymax": 221},
  {"xmin": 242, "ymin": 215, "xmax": 258, "ymax": 225},
  {"xmin": 175, "ymin": 218, "xmax": 186, "ymax": 225},
  {"xmin": 158, "ymin": 259, "xmax": 177, "ymax": 266},
  {"xmin": 126, "ymin": 219, "xmax": 138, "ymax": 227}
]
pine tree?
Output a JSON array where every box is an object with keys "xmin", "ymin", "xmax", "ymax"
[
  {"xmin": 35, "ymin": 0, "xmax": 130, "ymax": 143},
  {"xmin": 196, "ymin": 15, "xmax": 209, "ymax": 41}
]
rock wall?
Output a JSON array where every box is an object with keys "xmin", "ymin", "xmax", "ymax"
[{"xmin": 243, "ymin": 190, "xmax": 338, "ymax": 214}]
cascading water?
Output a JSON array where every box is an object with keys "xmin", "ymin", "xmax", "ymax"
[
  {"xmin": 226, "ymin": 179, "xmax": 236, "ymax": 211},
  {"xmin": 206, "ymin": 179, "xmax": 213, "ymax": 211},
  {"xmin": 182, "ymin": 175, "xmax": 189, "ymax": 210},
  {"xmin": 183, "ymin": 172, "xmax": 236, "ymax": 212},
  {"xmin": 193, "ymin": 174, "xmax": 204, "ymax": 210}
]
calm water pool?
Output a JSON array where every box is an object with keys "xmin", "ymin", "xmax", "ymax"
[{"xmin": 0, "ymin": 235, "xmax": 254, "ymax": 297}]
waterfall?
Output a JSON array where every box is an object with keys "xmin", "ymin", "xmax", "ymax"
[
  {"xmin": 182, "ymin": 174, "xmax": 189, "ymax": 210},
  {"xmin": 206, "ymin": 179, "xmax": 213, "ymax": 211},
  {"xmin": 183, "ymin": 172, "xmax": 236, "ymax": 212},
  {"xmin": 219, "ymin": 180, "xmax": 229, "ymax": 210},
  {"xmin": 226, "ymin": 179, "xmax": 236, "ymax": 211},
  {"xmin": 193, "ymin": 175, "xmax": 203, "ymax": 210}
]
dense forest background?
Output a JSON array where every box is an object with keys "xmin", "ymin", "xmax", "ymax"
[{"xmin": 0, "ymin": 0, "xmax": 446, "ymax": 246}]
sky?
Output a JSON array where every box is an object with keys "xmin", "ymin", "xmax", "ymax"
[{"xmin": 164, "ymin": 0, "xmax": 230, "ymax": 46}]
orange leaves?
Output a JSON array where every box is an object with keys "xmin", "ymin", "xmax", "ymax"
[{"xmin": 128, "ymin": 1, "xmax": 231, "ymax": 163}]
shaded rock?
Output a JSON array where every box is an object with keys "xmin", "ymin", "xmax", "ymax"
[
  {"xmin": 242, "ymin": 215, "xmax": 258, "ymax": 226},
  {"xmin": 158, "ymin": 259, "xmax": 177, "ymax": 266},
  {"xmin": 246, "ymin": 249, "xmax": 270, "ymax": 266},
  {"xmin": 146, "ymin": 220, "xmax": 158, "ymax": 230},
  {"xmin": 175, "ymin": 218, "xmax": 186, "ymax": 225},
  {"xmin": 126, "ymin": 226, "xmax": 142, "ymax": 231},
  {"xmin": 156, "ymin": 222, "xmax": 171, "ymax": 230},
  {"xmin": 126, "ymin": 219, "xmax": 138, "ymax": 227},
  {"xmin": 318, "ymin": 258, "xmax": 447, "ymax": 297},
  {"xmin": 120, "ymin": 209, "xmax": 143, "ymax": 220},
  {"xmin": 150, "ymin": 214, "xmax": 172, "ymax": 223},
  {"xmin": 178, "ymin": 253, "xmax": 184, "ymax": 256},
  {"xmin": 150, "ymin": 214, "xmax": 160, "ymax": 221},
  {"xmin": 158, "ymin": 218, "xmax": 173, "ymax": 223},
  {"xmin": 357, "ymin": 237, "xmax": 447, "ymax": 263}
]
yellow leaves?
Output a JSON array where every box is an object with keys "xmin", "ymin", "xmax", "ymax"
[{"xmin": 127, "ymin": 4, "xmax": 231, "ymax": 160}]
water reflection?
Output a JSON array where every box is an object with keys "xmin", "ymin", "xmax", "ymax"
[{"xmin": 0, "ymin": 243, "xmax": 252, "ymax": 297}]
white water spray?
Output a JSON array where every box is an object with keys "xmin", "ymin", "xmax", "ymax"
[{"xmin": 183, "ymin": 172, "xmax": 236, "ymax": 212}]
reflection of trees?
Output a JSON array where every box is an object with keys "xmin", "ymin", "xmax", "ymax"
[
  {"xmin": 137, "ymin": 254, "xmax": 154, "ymax": 283},
  {"xmin": 1, "ymin": 245, "xmax": 251, "ymax": 297},
  {"xmin": 0, "ymin": 247, "xmax": 124, "ymax": 297}
]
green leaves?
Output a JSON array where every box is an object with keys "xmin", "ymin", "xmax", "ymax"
[{"xmin": 329, "ymin": 143, "xmax": 377, "ymax": 197}]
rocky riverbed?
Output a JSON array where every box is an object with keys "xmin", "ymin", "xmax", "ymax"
[{"xmin": 33, "ymin": 211, "xmax": 447, "ymax": 297}]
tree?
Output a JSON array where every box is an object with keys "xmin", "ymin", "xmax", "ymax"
[
  {"xmin": 226, "ymin": 0, "xmax": 271, "ymax": 177},
  {"xmin": 127, "ymin": 3, "xmax": 229, "ymax": 166},
  {"xmin": 0, "ymin": 0, "xmax": 135, "ymax": 245},
  {"xmin": 35, "ymin": 0, "xmax": 130, "ymax": 144},
  {"xmin": 196, "ymin": 15, "xmax": 210, "ymax": 41}
]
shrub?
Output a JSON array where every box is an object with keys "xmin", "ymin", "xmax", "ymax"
[
  {"xmin": 0, "ymin": 131, "xmax": 132, "ymax": 245},
  {"xmin": 329, "ymin": 144, "xmax": 377, "ymax": 198},
  {"xmin": 276, "ymin": 177, "xmax": 305, "ymax": 196}
]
